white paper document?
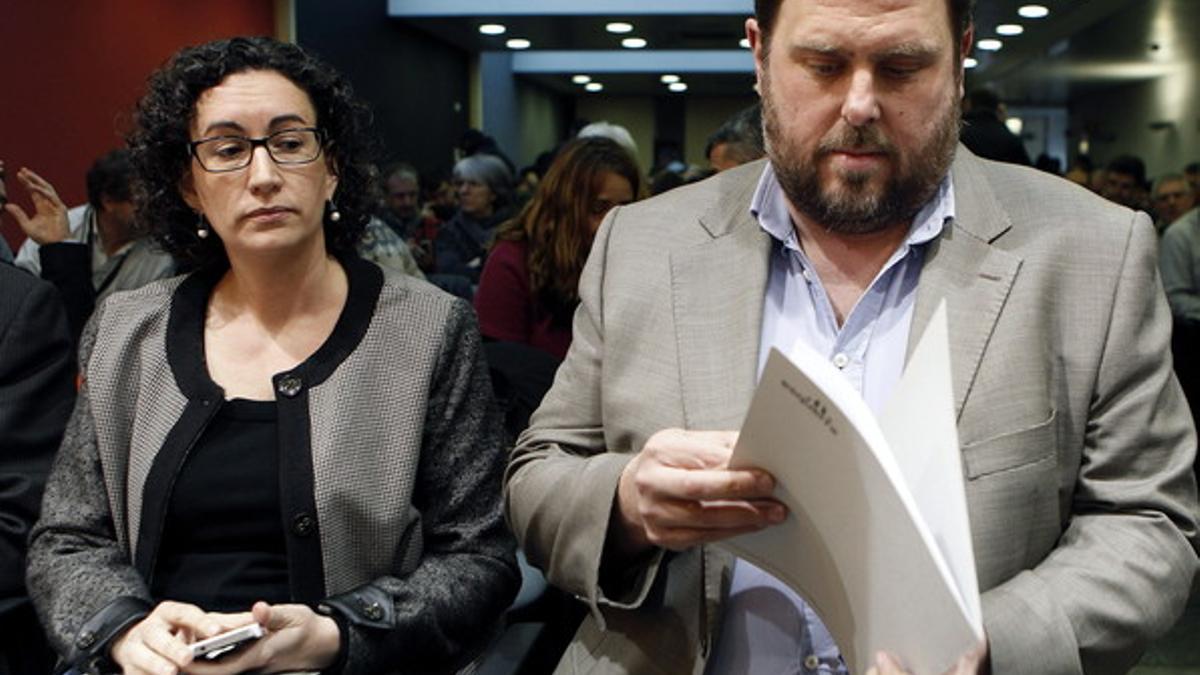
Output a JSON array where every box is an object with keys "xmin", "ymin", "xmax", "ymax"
[{"xmin": 723, "ymin": 302, "xmax": 983, "ymax": 674}]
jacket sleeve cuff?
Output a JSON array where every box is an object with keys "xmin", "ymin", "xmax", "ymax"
[
  {"xmin": 67, "ymin": 595, "xmax": 152, "ymax": 674},
  {"xmin": 981, "ymin": 571, "xmax": 1082, "ymax": 674}
]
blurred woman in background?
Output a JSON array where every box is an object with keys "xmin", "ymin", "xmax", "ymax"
[
  {"xmin": 474, "ymin": 136, "xmax": 641, "ymax": 360},
  {"xmin": 433, "ymin": 153, "xmax": 513, "ymax": 289}
]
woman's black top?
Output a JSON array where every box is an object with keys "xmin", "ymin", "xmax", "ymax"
[{"xmin": 150, "ymin": 398, "xmax": 291, "ymax": 612}]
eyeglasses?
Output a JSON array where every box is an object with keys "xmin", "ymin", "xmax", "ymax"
[{"xmin": 189, "ymin": 127, "xmax": 324, "ymax": 173}]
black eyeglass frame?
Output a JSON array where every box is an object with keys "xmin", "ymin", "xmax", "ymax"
[{"xmin": 188, "ymin": 127, "xmax": 325, "ymax": 173}]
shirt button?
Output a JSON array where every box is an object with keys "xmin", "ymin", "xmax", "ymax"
[
  {"xmin": 832, "ymin": 353, "xmax": 849, "ymax": 369},
  {"xmin": 277, "ymin": 375, "xmax": 302, "ymax": 398},
  {"xmin": 801, "ymin": 267, "xmax": 813, "ymax": 282},
  {"xmin": 804, "ymin": 654, "xmax": 821, "ymax": 671},
  {"xmin": 292, "ymin": 513, "xmax": 316, "ymax": 537}
]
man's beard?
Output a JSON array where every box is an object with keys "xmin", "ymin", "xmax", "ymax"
[{"xmin": 762, "ymin": 70, "xmax": 961, "ymax": 235}]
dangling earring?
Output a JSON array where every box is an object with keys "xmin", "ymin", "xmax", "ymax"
[
  {"xmin": 196, "ymin": 213, "xmax": 210, "ymax": 239},
  {"xmin": 327, "ymin": 200, "xmax": 342, "ymax": 223}
]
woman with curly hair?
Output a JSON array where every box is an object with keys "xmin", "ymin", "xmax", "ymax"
[
  {"xmin": 27, "ymin": 37, "xmax": 517, "ymax": 674},
  {"xmin": 474, "ymin": 136, "xmax": 641, "ymax": 360}
]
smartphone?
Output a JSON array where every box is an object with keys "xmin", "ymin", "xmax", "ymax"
[{"xmin": 190, "ymin": 623, "xmax": 264, "ymax": 660}]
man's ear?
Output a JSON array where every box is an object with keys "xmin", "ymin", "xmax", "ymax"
[
  {"xmin": 747, "ymin": 18, "xmax": 766, "ymax": 95},
  {"xmin": 958, "ymin": 24, "xmax": 975, "ymax": 99}
]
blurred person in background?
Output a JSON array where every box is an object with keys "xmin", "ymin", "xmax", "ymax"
[
  {"xmin": 475, "ymin": 136, "xmax": 642, "ymax": 361},
  {"xmin": 0, "ymin": 262, "xmax": 75, "ymax": 675},
  {"xmin": 959, "ymin": 88, "xmax": 1030, "ymax": 166},
  {"xmin": 434, "ymin": 153, "xmax": 513, "ymax": 291},
  {"xmin": 706, "ymin": 103, "xmax": 765, "ymax": 172},
  {"xmin": 1152, "ymin": 173, "xmax": 1197, "ymax": 233},
  {"xmin": 7, "ymin": 150, "xmax": 175, "ymax": 341},
  {"xmin": 1101, "ymin": 154, "xmax": 1148, "ymax": 211}
]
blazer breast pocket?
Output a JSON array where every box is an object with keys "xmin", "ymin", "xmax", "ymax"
[
  {"xmin": 961, "ymin": 409, "xmax": 1057, "ymax": 478},
  {"xmin": 959, "ymin": 409, "xmax": 1062, "ymax": 588}
]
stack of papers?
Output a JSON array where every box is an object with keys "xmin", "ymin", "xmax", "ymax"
[{"xmin": 725, "ymin": 302, "xmax": 983, "ymax": 674}]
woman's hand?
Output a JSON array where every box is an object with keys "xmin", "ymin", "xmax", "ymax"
[
  {"xmin": 186, "ymin": 601, "xmax": 341, "ymax": 674},
  {"xmin": 110, "ymin": 601, "xmax": 250, "ymax": 675}
]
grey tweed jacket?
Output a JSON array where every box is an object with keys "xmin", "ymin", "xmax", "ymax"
[{"xmin": 27, "ymin": 256, "xmax": 518, "ymax": 673}]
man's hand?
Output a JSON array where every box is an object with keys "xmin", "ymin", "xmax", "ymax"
[
  {"xmin": 185, "ymin": 602, "xmax": 341, "ymax": 674},
  {"xmin": 110, "ymin": 601, "xmax": 249, "ymax": 675},
  {"xmin": 613, "ymin": 428, "xmax": 786, "ymax": 556},
  {"xmin": 866, "ymin": 639, "xmax": 989, "ymax": 675},
  {"xmin": 3, "ymin": 167, "xmax": 70, "ymax": 245}
]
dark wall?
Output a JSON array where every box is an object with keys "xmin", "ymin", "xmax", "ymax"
[
  {"xmin": 296, "ymin": 0, "xmax": 471, "ymax": 186},
  {"xmin": 0, "ymin": 0, "xmax": 275, "ymax": 252}
]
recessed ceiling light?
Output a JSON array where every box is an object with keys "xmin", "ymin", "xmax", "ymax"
[
  {"xmin": 977, "ymin": 39, "xmax": 1003, "ymax": 51},
  {"xmin": 622, "ymin": 37, "xmax": 647, "ymax": 49},
  {"xmin": 478, "ymin": 24, "xmax": 506, "ymax": 36},
  {"xmin": 668, "ymin": 82, "xmax": 688, "ymax": 92},
  {"xmin": 506, "ymin": 38, "xmax": 531, "ymax": 50},
  {"xmin": 660, "ymin": 74, "xmax": 680, "ymax": 84},
  {"xmin": 964, "ymin": 57, "xmax": 979, "ymax": 69},
  {"xmin": 572, "ymin": 75, "xmax": 592, "ymax": 84},
  {"xmin": 996, "ymin": 24, "xmax": 1024, "ymax": 36},
  {"xmin": 585, "ymin": 82, "xmax": 604, "ymax": 92},
  {"xmin": 1018, "ymin": 5, "xmax": 1050, "ymax": 19},
  {"xmin": 739, "ymin": 38, "xmax": 751, "ymax": 49},
  {"xmin": 606, "ymin": 22, "xmax": 634, "ymax": 34}
]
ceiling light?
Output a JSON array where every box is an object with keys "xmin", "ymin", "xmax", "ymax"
[
  {"xmin": 739, "ymin": 38, "xmax": 751, "ymax": 49},
  {"xmin": 572, "ymin": 75, "xmax": 592, "ymax": 84},
  {"xmin": 660, "ymin": 74, "xmax": 680, "ymax": 84},
  {"xmin": 622, "ymin": 37, "xmax": 647, "ymax": 49},
  {"xmin": 977, "ymin": 39, "xmax": 1003, "ymax": 51},
  {"xmin": 964, "ymin": 57, "xmax": 979, "ymax": 69},
  {"xmin": 668, "ymin": 82, "xmax": 688, "ymax": 92},
  {"xmin": 606, "ymin": 22, "xmax": 634, "ymax": 34},
  {"xmin": 585, "ymin": 82, "xmax": 604, "ymax": 92},
  {"xmin": 506, "ymin": 38, "xmax": 531, "ymax": 50},
  {"xmin": 996, "ymin": 24, "xmax": 1024, "ymax": 36},
  {"xmin": 1018, "ymin": 5, "xmax": 1050, "ymax": 19},
  {"xmin": 478, "ymin": 24, "xmax": 506, "ymax": 35}
]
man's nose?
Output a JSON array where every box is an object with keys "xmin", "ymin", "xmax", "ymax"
[{"xmin": 841, "ymin": 69, "xmax": 880, "ymax": 127}]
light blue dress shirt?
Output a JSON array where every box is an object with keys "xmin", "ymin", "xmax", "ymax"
[{"xmin": 706, "ymin": 163, "xmax": 954, "ymax": 675}]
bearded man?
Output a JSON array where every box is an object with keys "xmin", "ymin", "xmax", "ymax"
[{"xmin": 505, "ymin": 0, "xmax": 1199, "ymax": 673}]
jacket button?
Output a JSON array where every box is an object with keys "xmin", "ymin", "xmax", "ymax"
[
  {"xmin": 292, "ymin": 513, "xmax": 316, "ymax": 537},
  {"xmin": 77, "ymin": 630, "xmax": 97, "ymax": 650},
  {"xmin": 277, "ymin": 375, "xmax": 302, "ymax": 398},
  {"xmin": 361, "ymin": 599, "xmax": 384, "ymax": 621}
]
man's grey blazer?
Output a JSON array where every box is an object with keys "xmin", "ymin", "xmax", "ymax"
[{"xmin": 506, "ymin": 148, "xmax": 1200, "ymax": 675}]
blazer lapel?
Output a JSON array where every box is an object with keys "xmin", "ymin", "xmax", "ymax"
[
  {"xmin": 671, "ymin": 171, "xmax": 772, "ymax": 430},
  {"xmin": 910, "ymin": 149, "xmax": 1023, "ymax": 418}
]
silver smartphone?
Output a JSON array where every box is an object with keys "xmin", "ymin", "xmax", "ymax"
[{"xmin": 190, "ymin": 623, "xmax": 264, "ymax": 660}]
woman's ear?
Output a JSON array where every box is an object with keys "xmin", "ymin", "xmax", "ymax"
[
  {"xmin": 179, "ymin": 170, "xmax": 201, "ymax": 211},
  {"xmin": 324, "ymin": 153, "xmax": 340, "ymax": 201}
]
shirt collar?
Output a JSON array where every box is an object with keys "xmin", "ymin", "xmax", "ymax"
[{"xmin": 749, "ymin": 162, "xmax": 955, "ymax": 251}]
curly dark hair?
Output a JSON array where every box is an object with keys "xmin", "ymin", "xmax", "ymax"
[{"xmin": 128, "ymin": 36, "xmax": 379, "ymax": 267}]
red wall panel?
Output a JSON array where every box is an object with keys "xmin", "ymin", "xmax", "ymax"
[{"xmin": 1, "ymin": 1, "xmax": 276, "ymax": 251}]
